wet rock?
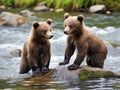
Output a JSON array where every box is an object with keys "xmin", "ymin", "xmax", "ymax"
[
  {"xmin": 20, "ymin": 9, "xmax": 34, "ymax": 17},
  {"xmin": 21, "ymin": 65, "xmax": 120, "ymax": 85},
  {"xmin": 34, "ymin": 1, "xmax": 48, "ymax": 12},
  {"xmin": 89, "ymin": 5, "xmax": 106, "ymax": 13},
  {"xmin": 108, "ymin": 40, "xmax": 120, "ymax": 47},
  {"xmin": 34, "ymin": 5, "xmax": 48, "ymax": 12},
  {"xmin": 53, "ymin": 66, "xmax": 120, "ymax": 80},
  {"xmin": 10, "ymin": 49, "xmax": 22, "ymax": 57},
  {"xmin": 49, "ymin": 8, "xmax": 54, "ymax": 12},
  {"xmin": 106, "ymin": 11, "xmax": 111, "ymax": 15},
  {"xmin": 0, "ymin": 12, "xmax": 26, "ymax": 27},
  {"xmin": 37, "ymin": 1, "xmax": 46, "ymax": 6},
  {"xmin": 0, "ymin": 18, "xmax": 7, "ymax": 25},
  {"xmin": 115, "ymin": 82, "xmax": 120, "ymax": 89},
  {"xmin": 19, "ymin": 66, "xmax": 120, "ymax": 89},
  {"xmin": 0, "ymin": 5, "xmax": 6, "ymax": 9},
  {"xmin": 79, "ymin": 66, "xmax": 120, "ymax": 80},
  {"xmin": 55, "ymin": 8, "xmax": 64, "ymax": 12}
]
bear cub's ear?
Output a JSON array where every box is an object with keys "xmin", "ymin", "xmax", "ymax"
[
  {"xmin": 46, "ymin": 18, "xmax": 52, "ymax": 25},
  {"xmin": 64, "ymin": 13, "xmax": 70, "ymax": 19},
  {"xmin": 33, "ymin": 21, "xmax": 39, "ymax": 29},
  {"xmin": 77, "ymin": 15, "xmax": 84, "ymax": 22}
]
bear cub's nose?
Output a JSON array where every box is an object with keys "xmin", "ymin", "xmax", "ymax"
[
  {"xmin": 64, "ymin": 31, "xmax": 67, "ymax": 34},
  {"xmin": 50, "ymin": 35, "xmax": 53, "ymax": 39}
]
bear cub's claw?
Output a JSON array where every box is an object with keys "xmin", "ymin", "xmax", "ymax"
[
  {"xmin": 68, "ymin": 64, "xmax": 79, "ymax": 70},
  {"xmin": 42, "ymin": 66, "xmax": 49, "ymax": 74}
]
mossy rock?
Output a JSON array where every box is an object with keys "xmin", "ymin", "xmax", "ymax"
[
  {"xmin": 79, "ymin": 66, "xmax": 120, "ymax": 80},
  {"xmin": 114, "ymin": 82, "xmax": 120, "ymax": 89},
  {"xmin": 20, "ymin": 65, "xmax": 120, "ymax": 86}
]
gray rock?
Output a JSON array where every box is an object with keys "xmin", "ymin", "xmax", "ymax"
[
  {"xmin": 19, "ymin": 65, "xmax": 120, "ymax": 88},
  {"xmin": 89, "ymin": 5, "xmax": 106, "ymax": 13},
  {"xmin": 20, "ymin": 65, "xmax": 120, "ymax": 84},
  {"xmin": 0, "ymin": 12, "xmax": 26, "ymax": 27},
  {"xmin": 37, "ymin": 1, "xmax": 46, "ymax": 6},
  {"xmin": 34, "ymin": 5, "xmax": 48, "ymax": 12},
  {"xmin": 0, "ymin": 5, "xmax": 6, "ymax": 9},
  {"xmin": 53, "ymin": 65, "xmax": 120, "ymax": 80},
  {"xmin": 55, "ymin": 8, "xmax": 64, "ymax": 12},
  {"xmin": 20, "ymin": 9, "xmax": 34, "ymax": 17},
  {"xmin": 34, "ymin": 1, "xmax": 48, "ymax": 12}
]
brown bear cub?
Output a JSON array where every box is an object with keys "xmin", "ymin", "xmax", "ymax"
[
  {"xmin": 59, "ymin": 13, "xmax": 107, "ymax": 70},
  {"xmin": 19, "ymin": 19, "xmax": 53, "ymax": 76}
]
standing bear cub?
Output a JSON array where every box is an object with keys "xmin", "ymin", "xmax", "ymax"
[
  {"xmin": 59, "ymin": 13, "xmax": 107, "ymax": 70},
  {"xmin": 19, "ymin": 19, "xmax": 53, "ymax": 76}
]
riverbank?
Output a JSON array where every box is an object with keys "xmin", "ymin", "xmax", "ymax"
[{"xmin": 0, "ymin": 0, "xmax": 120, "ymax": 13}]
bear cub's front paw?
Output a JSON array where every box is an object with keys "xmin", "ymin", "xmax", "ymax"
[
  {"xmin": 42, "ymin": 66, "xmax": 49, "ymax": 74},
  {"xmin": 32, "ymin": 68, "xmax": 41, "ymax": 77},
  {"xmin": 68, "ymin": 64, "xmax": 79, "ymax": 70},
  {"xmin": 59, "ymin": 61, "xmax": 69, "ymax": 65}
]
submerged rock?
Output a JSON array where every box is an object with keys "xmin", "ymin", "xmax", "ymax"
[
  {"xmin": 20, "ymin": 9, "xmax": 34, "ymax": 17},
  {"xmin": 0, "ymin": 12, "xmax": 26, "ymax": 27},
  {"xmin": 20, "ymin": 65, "xmax": 120, "ymax": 86},
  {"xmin": 89, "ymin": 5, "xmax": 106, "ymax": 13}
]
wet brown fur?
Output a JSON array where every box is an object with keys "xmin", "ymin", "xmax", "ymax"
[
  {"xmin": 59, "ymin": 13, "xmax": 107, "ymax": 69},
  {"xmin": 19, "ymin": 19, "xmax": 52, "ymax": 76}
]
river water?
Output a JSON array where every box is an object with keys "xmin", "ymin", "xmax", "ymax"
[{"xmin": 0, "ymin": 12, "xmax": 120, "ymax": 89}]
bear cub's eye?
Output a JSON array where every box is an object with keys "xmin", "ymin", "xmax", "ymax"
[
  {"xmin": 69, "ymin": 25, "xmax": 73, "ymax": 29},
  {"xmin": 42, "ymin": 30, "xmax": 47, "ymax": 34}
]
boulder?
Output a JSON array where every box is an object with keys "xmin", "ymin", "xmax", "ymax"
[
  {"xmin": 53, "ymin": 66, "xmax": 120, "ymax": 80},
  {"xmin": 10, "ymin": 49, "xmax": 22, "ymax": 57},
  {"xmin": 106, "ymin": 11, "xmax": 111, "ymax": 15},
  {"xmin": 34, "ymin": 1, "xmax": 49, "ymax": 12},
  {"xmin": 0, "ymin": 18, "xmax": 7, "ymax": 25},
  {"xmin": 89, "ymin": 5, "xmax": 106, "ymax": 13},
  {"xmin": 20, "ymin": 65, "xmax": 120, "ymax": 86},
  {"xmin": 0, "ymin": 5, "xmax": 6, "ymax": 10},
  {"xmin": 55, "ymin": 8, "xmax": 64, "ymax": 12},
  {"xmin": 0, "ymin": 12, "xmax": 26, "ymax": 27},
  {"xmin": 20, "ymin": 9, "xmax": 34, "ymax": 17},
  {"xmin": 37, "ymin": 1, "xmax": 46, "ymax": 6},
  {"xmin": 78, "ymin": 66, "xmax": 119, "ymax": 80}
]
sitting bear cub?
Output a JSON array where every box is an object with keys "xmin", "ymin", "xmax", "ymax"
[
  {"xmin": 19, "ymin": 19, "xmax": 53, "ymax": 76},
  {"xmin": 59, "ymin": 13, "xmax": 107, "ymax": 70}
]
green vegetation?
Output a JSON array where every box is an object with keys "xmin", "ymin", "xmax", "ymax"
[
  {"xmin": 45, "ymin": 0, "xmax": 120, "ymax": 11},
  {"xmin": 0, "ymin": 0, "xmax": 13, "ymax": 6},
  {"xmin": 0, "ymin": 0, "xmax": 120, "ymax": 11},
  {"xmin": 0, "ymin": 0, "xmax": 36, "ymax": 7},
  {"xmin": 45, "ymin": 0, "xmax": 103, "ymax": 11}
]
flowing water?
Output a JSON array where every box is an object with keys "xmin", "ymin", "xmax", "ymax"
[{"xmin": 0, "ymin": 12, "xmax": 120, "ymax": 90}]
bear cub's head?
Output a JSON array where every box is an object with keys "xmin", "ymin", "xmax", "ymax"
[
  {"xmin": 63, "ymin": 13, "xmax": 84, "ymax": 35},
  {"xmin": 32, "ymin": 19, "xmax": 53, "ymax": 39}
]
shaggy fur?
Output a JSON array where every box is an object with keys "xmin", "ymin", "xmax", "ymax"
[
  {"xmin": 59, "ymin": 13, "xmax": 107, "ymax": 70},
  {"xmin": 19, "ymin": 19, "xmax": 53, "ymax": 76}
]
